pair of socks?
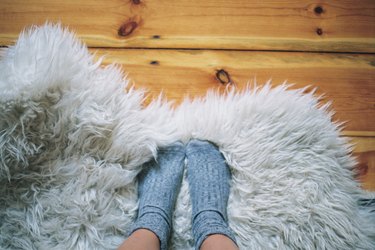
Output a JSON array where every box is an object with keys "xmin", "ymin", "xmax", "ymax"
[{"xmin": 130, "ymin": 140, "xmax": 237, "ymax": 250}]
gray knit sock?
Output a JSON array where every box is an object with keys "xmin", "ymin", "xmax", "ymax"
[
  {"xmin": 131, "ymin": 142, "xmax": 185, "ymax": 250},
  {"xmin": 186, "ymin": 139, "xmax": 237, "ymax": 250}
]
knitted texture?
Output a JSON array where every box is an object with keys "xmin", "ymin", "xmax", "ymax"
[
  {"xmin": 131, "ymin": 142, "xmax": 185, "ymax": 250},
  {"xmin": 186, "ymin": 139, "xmax": 237, "ymax": 249}
]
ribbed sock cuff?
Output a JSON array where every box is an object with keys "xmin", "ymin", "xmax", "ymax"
[
  {"xmin": 192, "ymin": 210, "xmax": 237, "ymax": 250},
  {"xmin": 130, "ymin": 210, "xmax": 170, "ymax": 250},
  {"xmin": 186, "ymin": 139, "xmax": 219, "ymax": 155}
]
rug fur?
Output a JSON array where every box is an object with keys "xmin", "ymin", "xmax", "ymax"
[{"xmin": 0, "ymin": 23, "xmax": 374, "ymax": 250}]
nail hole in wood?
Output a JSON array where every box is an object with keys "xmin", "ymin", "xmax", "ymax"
[
  {"xmin": 152, "ymin": 35, "xmax": 161, "ymax": 39},
  {"xmin": 132, "ymin": 0, "xmax": 141, "ymax": 5},
  {"xmin": 316, "ymin": 28, "xmax": 323, "ymax": 36},
  {"xmin": 314, "ymin": 6, "xmax": 324, "ymax": 14},
  {"xmin": 118, "ymin": 21, "xmax": 138, "ymax": 37},
  {"xmin": 216, "ymin": 69, "xmax": 232, "ymax": 85},
  {"xmin": 150, "ymin": 60, "xmax": 159, "ymax": 65}
]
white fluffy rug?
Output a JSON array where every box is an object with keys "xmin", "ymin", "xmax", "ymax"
[{"xmin": 0, "ymin": 24, "xmax": 374, "ymax": 250}]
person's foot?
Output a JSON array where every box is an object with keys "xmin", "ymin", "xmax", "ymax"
[
  {"xmin": 131, "ymin": 142, "xmax": 185, "ymax": 250},
  {"xmin": 186, "ymin": 139, "xmax": 237, "ymax": 249}
]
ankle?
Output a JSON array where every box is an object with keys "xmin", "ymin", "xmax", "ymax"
[
  {"xmin": 200, "ymin": 234, "xmax": 239, "ymax": 250},
  {"xmin": 192, "ymin": 210, "xmax": 237, "ymax": 250},
  {"xmin": 130, "ymin": 212, "xmax": 170, "ymax": 250}
]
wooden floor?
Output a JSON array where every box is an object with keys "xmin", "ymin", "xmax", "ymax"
[{"xmin": 1, "ymin": 0, "xmax": 374, "ymax": 190}]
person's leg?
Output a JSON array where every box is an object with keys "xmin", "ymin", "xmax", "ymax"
[
  {"xmin": 118, "ymin": 142, "xmax": 185, "ymax": 250},
  {"xmin": 200, "ymin": 234, "xmax": 238, "ymax": 250},
  {"xmin": 118, "ymin": 229, "xmax": 159, "ymax": 250},
  {"xmin": 186, "ymin": 139, "xmax": 238, "ymax": 250}
]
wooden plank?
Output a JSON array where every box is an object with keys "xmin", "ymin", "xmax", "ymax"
[
  {"xmin": 91, "ymin": 48, "xmax": 375, "ymax": 132},
  {"xmin": 342, "ymin": 131, "xmax": 375, "ymax": 137},
  {"xmin": 349, "ymin": 136, "xmax": 375, "ymax": 191},
  {"xmin": 1, "ymin": 0, "xmax": 375, "ymax": 52}
]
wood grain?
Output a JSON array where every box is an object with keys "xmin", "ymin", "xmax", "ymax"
[
  {"xmin": 91, "ymin": 48, "xmax": 375, "ymax": 132},
  {"xmin": 0, "ymin": 0, "xmax": 374, "ymax": 52},
  {"xmin": 349, "ymin": 136, "xmax": 375, "ymax": 191}
]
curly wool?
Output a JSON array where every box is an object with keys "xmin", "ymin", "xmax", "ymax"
[{"xmin": 0, "ymin": 23, "xmax": 374, "ymax": 249}]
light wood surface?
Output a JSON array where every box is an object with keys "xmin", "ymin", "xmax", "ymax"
[
  {"xmin": 1, "ymin": 0, "xmax": 374, "ymax": 190},
  {"xmin": 92, "ymin": 49, "xmax": 375, "ymax": 132},
  {"xmin": 349, "ymin": 136, "xmax": 375, "ymax": 191},
  {"xmin": 1, "ymin": 0, "xmax": 375, "ymax": 52}
]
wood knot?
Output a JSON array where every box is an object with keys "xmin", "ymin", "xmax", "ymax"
[
  {"xmin": 118, "ymin": 21, "xmax": 138, "ymax": 37},
  {"xmin": 314, "ymin": 6, "xmax": 324, "ymax": 15},
  {"xmin": 215, "ymin": 69, "xmax": 232, "ymax": 85},
  {"xmin": 131, "ymin": 0, "xmax": 141, "ymax": 5},
  {"xmin": 357, "ymin": 163, "xmax": 369, "ymax": 177},
  {"xmin": 316, "ymin": 27, "xmax": 323, "ymax": 36}
]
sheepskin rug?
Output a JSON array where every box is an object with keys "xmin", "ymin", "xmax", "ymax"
[{"xmin": 0, "ymin": 24, "xmax": 374, "ymax": 250}]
